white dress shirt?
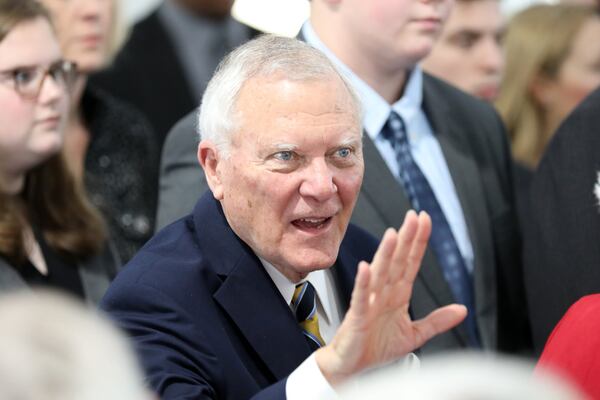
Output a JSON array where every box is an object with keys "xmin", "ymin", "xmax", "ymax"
[{"xmin": 261, "ymin": 260, "xmax": 340, "ymax": 399}]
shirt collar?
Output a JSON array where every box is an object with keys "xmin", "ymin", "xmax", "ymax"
[
  {"xmin": 260, "ymin": 258, "xmax": 334, "ymax": 323},
  {"xmin": 301, "ymin": 21, "xmax": 424, "ymax": 141}
]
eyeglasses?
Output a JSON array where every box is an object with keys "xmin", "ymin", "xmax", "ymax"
[{"xmin": 0, "ymin": 60, "xmax": 78, "ymax": 99}]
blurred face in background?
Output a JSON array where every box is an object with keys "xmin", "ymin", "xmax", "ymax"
[
  {"xmin": 0, "ymin": 17, "xmax": 69, "ymax": 194},
  {"xmin": 536, "ymin": 15, "xmax": 600, "ymax": 125},
  {"xmin": 40, "ymin": 0, "xmax": 114, "ymax": 74},
  {"xmin": 422, "ymin": 0, "xmax": 505, "ymax": 101},
  {"xmin": 334, "ymin": 0, "xmax": 454, "ymax": 71}
]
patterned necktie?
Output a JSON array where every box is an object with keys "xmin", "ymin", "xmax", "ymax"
[
  {"xmin": 291, "ymin": 281, "xmax": 325, "ymax": 351},
  {"xmin": 381, "ymin": 111, "xmax": 481, "ymax": 347}
]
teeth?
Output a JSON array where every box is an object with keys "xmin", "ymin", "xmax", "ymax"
[{"xmin": 300, "ymin": 218, "xmax": 326, "ymax": 223}]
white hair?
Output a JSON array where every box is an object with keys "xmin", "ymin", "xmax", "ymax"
[
  {"xmin": 198, "ymin": 34, "xmax": 362, "ymax": 156},
  {"xmin": 335, "ymin": 352, "xmax": 585, "ymax": 400},
  {"xmin": 0, "ymin": 290, "xmax": 149, "ymax": 400}
]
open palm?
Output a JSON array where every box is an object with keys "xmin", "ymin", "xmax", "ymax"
[{"xmin": 316, "ymin": 211, "xmax": 467, "ymax": 385}]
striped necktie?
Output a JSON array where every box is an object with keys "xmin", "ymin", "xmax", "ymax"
[
  {"xmin": 381, "ymin": 111, "xmax": 481, "ymax": 348},
  {"xmin": 291, "ymin": 281, "xmax": 325, "ymax": 351}
]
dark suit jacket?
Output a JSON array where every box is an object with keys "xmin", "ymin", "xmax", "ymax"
[
  {"xmin": 101, "ymin": 192, "xmax": 378, "ymax": 399},
  {"xmin": 90, "ymin": 10, "xmax": 258, "ymax": 148},
  {"xmin": 524, "ymin": 87, "xmax": 600, "ymax": 354},
  {"xmin": 156, "ymin": 111, "xmax": 207, "ymax": 230},
  {"xmin": 153, "ymin": 74, "xmax": 532, "ymax": 354},
  {"xmin": 350, "ymin": 74, "xmax": 529, "ymax": 354}
]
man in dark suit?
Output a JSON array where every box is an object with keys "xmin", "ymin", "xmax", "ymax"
[
  {"xmin": 524, "ymin": 86, "xmax": 600, "ymax": 354},
  {"xmin": 101, "ymin": 36, "xmax": 465, "ymax": 399},
  {"xmin": 155, "ymin": 0, "xmax": 531, "ymax": 354},
  {"xmin": 90, "ymin": 0, "xmax": 258, "ymax": 148}
]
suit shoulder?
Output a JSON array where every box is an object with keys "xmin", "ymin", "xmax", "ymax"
[
  {"xmin": 423, "ymin": 73, "xmax": 499, "ymax": 118},
  {"xmin": 163, "ymin": 111, "xmax": 199, "ymax": 152},
  {"xmin": 108, "ymin": 216, "xmax": 211, "ymax": 294}
]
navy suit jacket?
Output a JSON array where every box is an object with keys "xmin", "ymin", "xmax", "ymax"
[{"xmin": 101, "ymin": 192, "xmax": 378, "ymax": 399}]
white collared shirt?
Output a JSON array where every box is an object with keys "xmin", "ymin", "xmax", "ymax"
[{"xmin": 261, "ymin": 259, "xmax": 343, "ymax": 344}]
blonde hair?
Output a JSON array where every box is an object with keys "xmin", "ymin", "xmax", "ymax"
[{"xmin": 495, "ymin": 4, "xmax": 596, "ymax": 167}]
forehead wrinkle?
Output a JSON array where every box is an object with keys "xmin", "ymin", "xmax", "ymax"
[{"xmin": 277, "ymin": 110, "xmax": 359, "ymax": 126}]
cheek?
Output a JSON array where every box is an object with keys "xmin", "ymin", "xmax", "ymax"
[
  {"xmin": 0, "ymin": 99, "xmax": 35, "ymax": 144},
  {"xmin": 336, "ymin": 169, "xmax": 363, "ymax": 208}
]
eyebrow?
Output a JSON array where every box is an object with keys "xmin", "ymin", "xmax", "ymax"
[
  {"xmin": 0, "ymin": 59, "xmax": 62, "ymax": 72},
  {"xmin": 339, "ymin": 136, "xmax": 362, "ymax": 148},
  {"xmin": 271, "ymin": 143, "xmax": 299, "ymax": 151}
]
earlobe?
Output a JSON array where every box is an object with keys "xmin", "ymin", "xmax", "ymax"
[{"xmin": 198, "ymin": 141, "xmax": 225, "ymax": 200}]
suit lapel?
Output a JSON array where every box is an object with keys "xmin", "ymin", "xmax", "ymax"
[
  {"xmin": 422, "ymin": 75, "xmax": 496, "ymax": 345},
  {"xmin": 194, "ymin": 195, "xmax": 313, "ymax": 381},
  {"xmin": 361, "ymin": 133, "xmax": 457, "ymax": 302},
  {"xmin": 361, "ymin": 134, "xmax": 412, "ymax": 226}
]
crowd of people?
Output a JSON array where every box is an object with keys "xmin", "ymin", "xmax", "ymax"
[{"xmin": 1, "ymin": 0, "xmax": 599, "ymax": 399}]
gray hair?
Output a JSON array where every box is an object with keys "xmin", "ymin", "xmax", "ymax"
[{"xmin": 198, "ymin": 34, "xmax": 362, "ymax": 155}]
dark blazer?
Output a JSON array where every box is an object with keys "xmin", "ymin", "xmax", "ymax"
[
  {"xmin": 350, "ymin": 74, "xmax": 529, "ymax": 354},
  {"xmin": 101, "ymin": 192, "xmax": 378, "ymax": 400},
  {"xmin": 153, "ymin": 75, "xmax": 532, "ymax": 354},
  {"xmin": 90, "ymin": 10, "xmax": 258, "ymax": 147},
  {"xmin": 524, "ymin": 87, "xmax": 600, "ymax": 354}
]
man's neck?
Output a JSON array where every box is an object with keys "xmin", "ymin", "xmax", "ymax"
[{"xmin": 309, "ymin": 17, "xmax": 409, "ymax": 104}]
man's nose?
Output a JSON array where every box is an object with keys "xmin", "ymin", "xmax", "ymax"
[
  {"xmin": 479, "ymin": 37, "xmax": 505, "ymax": 74},
  {"xmin": 298, "ymin": 159, "xmax": 338, "ymax": 202}
]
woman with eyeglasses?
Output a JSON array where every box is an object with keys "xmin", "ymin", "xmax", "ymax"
[
  {"xmin": 37, "ymin": 0, "xmax": 159, "ymax": 264},
  {"xmin": 0, "ymin": 0, "xmax": 118, "ymax": 303}
]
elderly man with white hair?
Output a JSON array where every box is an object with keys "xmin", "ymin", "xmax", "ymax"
[{"xmin": 101, "ymin": 35, "xmax": 465, "ymax": 400}]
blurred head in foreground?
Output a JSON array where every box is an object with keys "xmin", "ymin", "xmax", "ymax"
[
  {"xmin": 0, "ymin": 290, "xmax": 150, "ymax": 400},
  {"xmin": 336, "ymin": 352, "xmax": 586, "ymax": 400}
]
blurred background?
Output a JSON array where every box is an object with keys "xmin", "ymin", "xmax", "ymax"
[{"xmin": 120, "ymin": 0, "xmax": 563, "ymax": 37}]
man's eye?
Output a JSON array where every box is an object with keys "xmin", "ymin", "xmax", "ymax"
[
  {"xmin": 273, "ymin": 151, "xmax": 295, "ymax": 161},
  {"xmin": 336, "ymin": 148, "xmax": 352, "ymax": 158}
]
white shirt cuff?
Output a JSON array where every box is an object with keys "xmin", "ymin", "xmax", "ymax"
[{"xmin": 286, "ymin": 353, "xmax": 337, "ymax": 400}]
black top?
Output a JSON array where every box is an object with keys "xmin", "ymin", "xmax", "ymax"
[
  {"xmin": 524, "ymin": 86, "xmax": 600, "ymax": 354},
  {"xmin": 16, "ymin": 231, "xmax": 85, "ymax": 300},
  {"xmin": 82, "ymin": 85, "xmax": 159, "ymax": 263}
]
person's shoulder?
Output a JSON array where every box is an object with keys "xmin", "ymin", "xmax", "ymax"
[
  {"xmin": 340, "ymin": 223, "xmax": 379, "ymax": 261},
  {"xmin": 423, "ymin": 73, "xmax": 499, "ymax": 118},
  {"xmin": 119, "ymin": 9, "xmax": 165, "ymax": 51},
  {"xmin": 164, "ymin": 111, "xmax": 199, "ymax": 147},
  {"xmin": 110, "ymin": 215, "xmax": 203, "ymax": 289},
  {"xmin": 83, "ymin": 84, "xmax": 155, "ymax": 139},
  {"xmin": 550, "ymin": 87, "xmax": 600, "ymax": 147}
]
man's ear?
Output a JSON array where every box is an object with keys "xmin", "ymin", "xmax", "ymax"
[{"xmin": 198, "ymin": 141, "xmax": 225, "ymax": 200}]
